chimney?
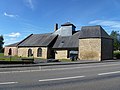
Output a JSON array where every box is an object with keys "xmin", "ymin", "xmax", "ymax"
[{"xmin": 54, "ymin": 23, "xmax": 58, "ymax": 31}]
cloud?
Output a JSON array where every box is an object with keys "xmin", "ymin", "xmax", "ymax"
[
  {"xmin": 89, "ymin": 20, "xmax": 120, "ymax": 28},
  {"xmin": 4, "ymin": 33, "xmax": 21, "ymax": 46},
  {"xmin": 24, "ymin": 0, "xmax": 34, "ymax": 10},
  {"xmin": 8, "ymin": 32, "xmax": 21, "ymax": 37},
  {"xmin": 4, "ymin": 12, "xmax": 18, "ymax": 18},
  {"xmin": 4, "ymin": 38, "xmax": 19, "ymax": 46}
]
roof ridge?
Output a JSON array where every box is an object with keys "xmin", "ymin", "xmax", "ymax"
[{"xmin": 17, "ymin": 34, "xmax": 33, "ymax": 46}]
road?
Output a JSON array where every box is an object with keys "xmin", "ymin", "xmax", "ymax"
[{"xmin": 0, "ymin": 61, "xmax": 120, "ymax": 90}]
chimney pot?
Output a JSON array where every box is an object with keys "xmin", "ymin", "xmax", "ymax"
[{"xmin": 54, "ymin": 23, "xmax": 58, "ymax": 31}]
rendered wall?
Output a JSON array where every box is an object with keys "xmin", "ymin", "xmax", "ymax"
[
  {"xmin": 4, "ymin": 47, "xmax": 18, "ymax": 56},
  {"xmin": 55, "ymin": 50, "xmax": 68, "ymax": 59},
  {"xmin": 53, "ymin": 26, "xmax": 74, "ymax": 36},
  {"xmin": 79, "ymin": 38, "xmax": 101, "ymax": 61},
  {"xmin": 18, "ymin": 47, "xmax": 48, "ymax": 59}
]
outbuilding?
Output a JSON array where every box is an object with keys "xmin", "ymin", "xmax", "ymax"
[{"xmin": 4, "ymin": 22, "xmax": 113, "ymax": 61}]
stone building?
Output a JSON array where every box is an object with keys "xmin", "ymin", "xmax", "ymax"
[
  {"xmin": 4, "ymin": 22, "xmax": 113, "ymax": 61},
  {"xmin": 4, "ymin": 42, "xmax": 18, "ymax": 56},
  {"xmin": 79, "ymin": 26, "xmax": 113, "ymax": 61}
]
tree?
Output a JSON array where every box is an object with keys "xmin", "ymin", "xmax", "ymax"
[
  {"xmin": 0, "ymin": 35, "xmax": 4, "ymax": 53},
  {"xmin": 110, "ymin": 31, "xmax": 120, "ymax": 50}
]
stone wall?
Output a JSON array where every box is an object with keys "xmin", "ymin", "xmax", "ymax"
[
  {"xmin": 18, "ymin": 47, "xmax": 48, "ymax": 59},
  {"xmin": 101, "ymin": 38, "xmax": 113, "ymax": 60},
  {"xmin": 4, "ymin": 47, "xmax": 18, "ymax": 56},
  {"xmin": 79, "ymin": 38, "xmax": 101, "ymax": 61},
  {"xmin": 55, "ymin": 50, "xmax": 68, "ymax": 59}
]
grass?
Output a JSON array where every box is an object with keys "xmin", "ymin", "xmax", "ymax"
[
  {"xmin": 0, "ymin": 55, "xmax": 21, "ymax": 61},
  {"xmin": 0, "ymin": 53, "xmax": 45, "ymax": 61},
  {"xmin": 59, "ymin": 59, "xmax": 76, "ymax": 62},
  {"xmin": 0, "ymin": 53, "xmax": 4, "ymax": 57},
  {"xmin": 0, "ymin": 53, "xmax": 77, "ymax": 62},
  {"xmin": 0, "ymin": 53, "xmax": 30, "ymax": 61}
]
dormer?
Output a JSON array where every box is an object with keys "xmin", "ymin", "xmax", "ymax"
[
  {"xmin": 53, "ymin": 22, "xmax": 76, "ymax": 36},
  {"xmin": 61, "ymin": 22, "xmax": 76, "ymax": 31}
]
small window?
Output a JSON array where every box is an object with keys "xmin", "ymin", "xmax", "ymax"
[
  {"xmin": 37, "ymin": 48, "xmax": 42, "ymax": 57},
  {"xmin": 8, "ymin": 48, "xmax": 12, "ymax": 55},
  {"xmin": 28, "ymin": 49, "xmax": 32, "ymax": 57},
  {"xmin": 67, "ymin": 50, "xmax": 70, "ymax": 58}
]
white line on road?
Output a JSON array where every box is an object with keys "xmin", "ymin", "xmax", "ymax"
[
  {"xmin": 39, "ymin": 75, "xmax": 85, "ymax": 82},
  {"xmin": 98, "ymin": 71, "xmax": 120, "ymax": 76},
  {"xmin": 0, "ymin": 82, "xmax": 18, "ymax": 85}
]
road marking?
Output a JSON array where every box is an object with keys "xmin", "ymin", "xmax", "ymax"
[
  {"xmin": 0, "ymin": 63, "xmax": 120, "ymax": 74},
  {"xmin": 0, "ymin": 82, "xmax": 18, "ymax": 85},
  {"xmin": 39, "ymin": 75, "xmax": 85, "ymax": 82},
  {"xmin": 98, "ymin": 71, "xmax": 120, "ymax": 76}
]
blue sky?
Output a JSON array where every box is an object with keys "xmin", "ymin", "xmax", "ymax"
[{"xmin": 0, "ymin": 0, "xmax": 120, "ymax": 45}]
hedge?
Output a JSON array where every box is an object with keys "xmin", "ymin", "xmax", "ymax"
[{"xmin": 114, "ymin": 51, "xmax": 120, "ymax": 59}]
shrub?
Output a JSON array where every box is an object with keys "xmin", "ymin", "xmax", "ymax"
[{"xmin": 114, "ymin": 51, "xmax": 120, "ymax": 59}]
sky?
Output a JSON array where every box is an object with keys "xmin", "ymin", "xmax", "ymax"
[{"xmin": 0, "ymin": 0, "xmax": 120, "ymax": 46}]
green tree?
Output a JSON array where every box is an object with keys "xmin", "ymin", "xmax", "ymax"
[
  {"xmin": 110, "ymin": 31, "xmax": 120, "ymax": 50},
  {"xmin": 0, "ymin": 35, "xmax": 4, "ymax": 53}
]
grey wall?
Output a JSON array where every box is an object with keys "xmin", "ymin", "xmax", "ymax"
[{"xmin": 53, "ymin": 26, "xmax": 75, "ymax": 36}]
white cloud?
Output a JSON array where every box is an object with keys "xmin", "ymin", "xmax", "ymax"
[
  {"xmin": 4, "ymin": 12, "xmax": 18, "ymax": 18},
  {"xmin": 4, "ymin": 33, "xmax": 21, "ymax": 46},
  {"xmin": 24, "ymin": 0, "xmax": 34, "ymax": 10},
  {"xmin": 89, "ymin": 20, "xmax": 120, "ymax": 28},
  {"xmin": 4, "ymin": 38, "xmax": 19, "ymax": 46},
  {"xmin": 8, "ymin": 32, "xmax": 21, "ymax": 37}
]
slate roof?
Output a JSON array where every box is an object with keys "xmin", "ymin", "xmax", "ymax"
[
  {"xmin": 79, "ymin": 25, "xmax": 111, "ymax": 39},
  {"xmin": 6, "ymin": 25, "xmax": 112, "ymax": 49},
  {"xmin": 53, "ymin": 31, "xmax": 81, "ymax": 49},
  {"xmin": 18, "ymin": 33, "xmax": 57, "ymax": 47}
]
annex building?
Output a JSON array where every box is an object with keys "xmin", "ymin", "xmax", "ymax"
[{"xmin": 4, "ymin": 22, "xmax": 113, "ymax": 61}]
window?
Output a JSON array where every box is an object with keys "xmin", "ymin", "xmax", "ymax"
[
  {"xmin": 28, "ymin": 49, "xmax": 32, "ymax": 57},
  {"xmin": 67, "ymin": 50, "xmax": 70, "ymax": 58},
  {"xmin": 37, "ymin": 48, "xmax": 42, "ymax": 57},
  {"xmin": 8, "ymin": 48, "xmax": 12, "ymax": 55},
  {"xmin": 67, "ymin": 50, "xmax": 78, "ymax": 58}
]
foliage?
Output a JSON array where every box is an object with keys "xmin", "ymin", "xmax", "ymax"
[
  {"xmin": 114, "ymin": 51, "xmax": 120, "ymax": 59},
  {"xmin": 0, "ymin": 35, "xmax": 4, "ymax": 53},
  {"xmin": 110, "ymin": 31, "xmax": 120, "ymax": 50}
]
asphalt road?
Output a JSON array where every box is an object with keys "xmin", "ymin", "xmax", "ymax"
[{"xmin": 0, "ymin": 61, "xmax": 120, "ymax": 90}]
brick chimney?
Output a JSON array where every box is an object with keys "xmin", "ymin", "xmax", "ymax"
[{"xmin": 54, "ymin": 23, "xmax": 58, "ymax": 31}]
